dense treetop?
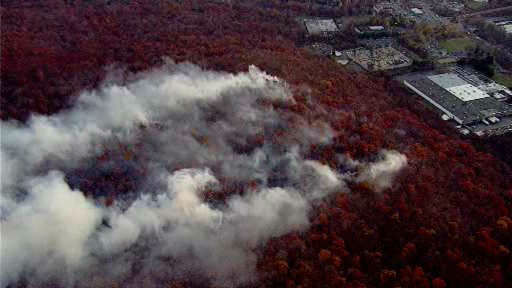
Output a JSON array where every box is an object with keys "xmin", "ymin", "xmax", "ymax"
[{"xmin": 2, "ymin": 1, "xmax": 511, "ymax": 287}]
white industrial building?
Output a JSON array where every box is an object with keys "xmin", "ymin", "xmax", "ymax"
[
  {"xmin": 427, "ymin": 74, "xmax": 490, "ymax": 102},
  {"xmin": 398, "ymin": 68, "xmax": 512, "ymax": 136}
]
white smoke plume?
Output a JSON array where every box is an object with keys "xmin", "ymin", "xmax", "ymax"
[
  {"xmin": 339, "ymin": 150, "xmax": 408, "ymax": 192},
  {"xmin": 0, "ymin": 171, "xmax": 103, "ymax": 285},
  {"xmin": 0, "ymin": 60, "xmax": 406, "ymax": 287}
]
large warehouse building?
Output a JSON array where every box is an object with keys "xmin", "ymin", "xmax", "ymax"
[{"xmin": 398, "ymin": 69, "xmax": 512, "ymax": 136}]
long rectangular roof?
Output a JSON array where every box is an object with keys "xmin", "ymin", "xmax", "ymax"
[{"xmin": 400, "ymin": 73, "xmax": 512, "ymax": 124}]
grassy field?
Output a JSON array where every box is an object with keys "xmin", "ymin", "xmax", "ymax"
[
  {"xmin": 439, "ymin": 37, "xmax": 476, "ymax": 53},
  {"xmin": 493, "ymin": 73, "xmax": 512, "ymax": 88}
]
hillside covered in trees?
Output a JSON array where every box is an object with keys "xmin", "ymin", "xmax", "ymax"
[{"xmin": 1, "ymin": 1, "xmax": 512, "ymax": 288}]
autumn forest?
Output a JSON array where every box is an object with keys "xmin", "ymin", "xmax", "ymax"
[{"xmin": 1, "ymin": 1, "xmax": 512, "ymax": 288}]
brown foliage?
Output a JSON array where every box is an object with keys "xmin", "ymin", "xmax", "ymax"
[{"xmin": 2, "ymin": 1, "xmax": 512, "ymax": 287}]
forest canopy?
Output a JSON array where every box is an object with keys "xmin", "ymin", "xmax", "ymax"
[{"xmin": 1, "ymin": 1, "xmax": 512, "ymax": 287}]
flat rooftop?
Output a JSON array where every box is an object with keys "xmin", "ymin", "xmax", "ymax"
[
  {"xmin": 304, "ymin": 19, "xmax": 339, "ymax": 35},
  {"xmin": 428, "ymin": 74, "xmax": 490, "ymax": 102},
  {"xmin": 411, "ymin": 8, "xmax": 423, "ymax": 14},
  {"xmin": 399, "ymin": 73, "xmax": 512, "ymax": 125},
  {"xmin": 355, "ymin": 25, "xmax": 387, "ymax": 34}
]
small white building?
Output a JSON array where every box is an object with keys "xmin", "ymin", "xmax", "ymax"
[
  {"xmin": 369, "ymin": 25, "xmax": 385, "ymax": 31},
  {"xmin": 411, "ymin": 8, "xmax": 423, "ymax": 15}
]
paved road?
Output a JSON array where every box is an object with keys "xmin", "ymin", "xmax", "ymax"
[{"xmin": 463, "ymin": 5, "xmax": 512, "ymax": 17}]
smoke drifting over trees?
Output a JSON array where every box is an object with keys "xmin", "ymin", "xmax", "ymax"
[
  {"xmin": 2, "ymin": 1, "xmax": 512, "ymax": 287},
  {"xmin": 1, "ymin": 62, "xmax": 406, "ymax": 287}
]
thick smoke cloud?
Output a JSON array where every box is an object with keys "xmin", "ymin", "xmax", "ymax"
[
  {"xmin": 1, "ymin": 171, "xmax": 102, "ymax": 285},
  {"xmin": 1, "ymin": 60, "xmax": 406, "ymax": 287}
]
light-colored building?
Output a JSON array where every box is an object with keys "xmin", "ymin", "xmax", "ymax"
[
  {"xmin": 427, "ymin": 74, "xmax": 489, "ymax": 102},
  {"xmin": 411, "ymin": 8, "xmax": 423, "ymax": 15},
  {"xmin": 398, "ymin": 68, "xmax": 512, "ymax": 136},
  {"xmin": 499, "ymin": 23, "xmax": 512, "ymax": 34},
  {"xmin": 304, "ymin": 18, "xmax": 339, "ymax": 36}
]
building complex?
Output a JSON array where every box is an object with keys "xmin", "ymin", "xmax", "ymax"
[{"xmin": 398, "ymin": 67, "xmax": 512, "ymax": 136}]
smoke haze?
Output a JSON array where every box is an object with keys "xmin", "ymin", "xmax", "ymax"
[
  {"xmin": 0, "ymin": 60, "xmax": 407, "ymax": 287},
  {"xmin": 356, "ymin": 150, "xmax": 408, "ymax": 192}
]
